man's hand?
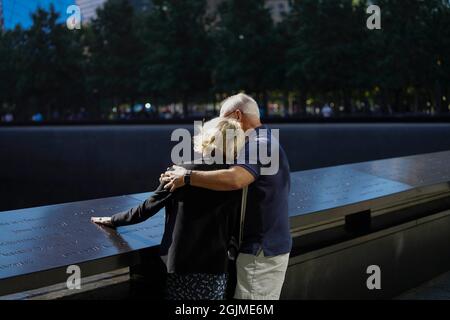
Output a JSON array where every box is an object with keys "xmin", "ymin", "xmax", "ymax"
[
  {"xmin": 91, "ymin": 217, "xmax": 114, "ymax": 227},
  {"xmin": 162, "ymin": 165, "xmax": 255, "ymax": 192},
  {"xmin": 163, "ymin": 165, "xmax": 186, "ymax": 192}
]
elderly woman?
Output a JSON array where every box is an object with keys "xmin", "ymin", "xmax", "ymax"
[{"xmin": 92, "ymin": 117, "xmax": 245, "ymax": 300}]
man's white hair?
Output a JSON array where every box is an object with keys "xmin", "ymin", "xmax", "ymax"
[{"xmin": 219, "ymin": 93, "xmax": 260, "ymax": 118}]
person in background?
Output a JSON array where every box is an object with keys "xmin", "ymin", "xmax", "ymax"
[{"xmin": 321, "ymin": 103, "xmax": 333, "ymax": 118}]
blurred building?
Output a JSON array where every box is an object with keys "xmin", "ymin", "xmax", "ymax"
[
  {"xmin": 76, "ymin": 0, "xmax": 290, "ymax": 24},
  {"xmin": 76, "ymin": 0, "xmax": 106, "ymax": 22},
  {"xmin": 0, "ymin": 0, "xmax": 290, "ymax": 29},
  {"xmin": 76, "ymin": 0, "xmax": 152, "ymax": 22}
]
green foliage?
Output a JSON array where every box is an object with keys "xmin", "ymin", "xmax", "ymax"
[
  {"xmin": 209, "ymin": 0, "xmax": 280, "ymax": 115},
  {"xmin": 139, "ymin": 0, "xmax": 212, "ymax": 115},
  {"xmin": 2, "ymin": 5, "xmax": 85, "ymax": 119},
  {"xmin": 0, "ymin": 29, "xmax": 15, "ymax": 108},
  {"xmin": 211, "ymin": 0, "xmax": 276, "ymax": 92},
  {"xmin": 1, "ymin": 0, "xmax": 450, "ymax": 121},
  {"xmin": 85, "ymin": 0, "xmax": 143, "ymax": 115}
]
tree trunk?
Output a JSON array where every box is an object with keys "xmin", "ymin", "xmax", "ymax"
[
  {"xmin": 283, "ymin": 90, "xmax": 290, "ymax": 116},
  {"xmin": 182, "ymin": 94, "xmax": 189, "ymax": 117},
  {"xmin": 380, "ymin": 87, "xmax": 389, "ymax": 115},
  {"xmin": 343, "ymin": 89, "xmax": 351, "ymax": 114},
  {"xmin": 435, "ymin": 80, "xmax": 442, "ymax": 114},
  {"xmin": 413, "ymin": 88, "xmax": 419, "ymax": 114},
  {"xmin": 299, "ymin": 90, "xmax": 307, "ymax": 115},
  {"xmin": 261, "ymin": 91, "xmax": 269, "ymax": 118}
]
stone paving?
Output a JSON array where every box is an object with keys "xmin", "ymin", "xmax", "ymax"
[{"xmin": 397, "ymin": 271, "xmax": 450, "ymax": 300}]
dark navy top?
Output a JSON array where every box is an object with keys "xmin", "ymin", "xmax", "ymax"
[
  {"xmin": 232, "ymin": 125, "xmax": 292, "ymax": 256},
  {"xmin": 111, "ymin": 163, "xmax": 242, "ymax": 274}
]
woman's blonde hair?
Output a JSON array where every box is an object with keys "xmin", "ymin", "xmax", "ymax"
[{"xmin": 194, "ymin": 117, "xmax": 245, "ymax": 162}]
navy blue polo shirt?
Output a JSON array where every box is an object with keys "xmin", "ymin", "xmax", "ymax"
[{"xmin": 232, "ymin": 125, "xmax": 292, "ymax": 256}]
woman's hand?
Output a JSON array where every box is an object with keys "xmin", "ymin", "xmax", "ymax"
[{"xmin": 91, "ymin": 217, "xmax": 113, "ymax": 227}]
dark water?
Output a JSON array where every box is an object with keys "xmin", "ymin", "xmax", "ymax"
[{"xmin": 1, "ymin": 123, "xmax": 450, "ymax": 211}]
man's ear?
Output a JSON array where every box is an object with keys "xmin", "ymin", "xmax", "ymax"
[{"xmin": 236, "ymin": 109, "xmax": 243, "ymax": 121}]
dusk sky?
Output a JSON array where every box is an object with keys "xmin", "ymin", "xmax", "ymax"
[{"xmin": 3, "ymin": 0, "xmax": 76, "ymax": 29}]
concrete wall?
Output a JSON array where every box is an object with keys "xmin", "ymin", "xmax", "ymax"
[
  {"xmin": 1, "ymin": 123, "xmax": 450, "ymax": 211},
  {"xmin": 282, "ymin": 209, "xmax": 450, "ymax": 299}
]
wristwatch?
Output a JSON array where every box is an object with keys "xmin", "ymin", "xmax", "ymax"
[{"xmin": 183, "ymin": 170, "xmax": 192, "ymax": 185}]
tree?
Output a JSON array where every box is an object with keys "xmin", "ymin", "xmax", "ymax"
[
  {"xmin": 211, "ymin": 0, "xmax": 277, "ymax": 115},
  {"xmin": 2, "ymin": 0, "xmax": 450, "ymax": 121},
  {"xmin": 0, "ymin": 30, "xmax": 14, "ymax": 111},
  {"xmin": 86, "ymin": 0, "xmax": 143, "ymax": 116},
  {"xmin": 370, "ymin": 0, "xmax": 450, "ymax": 114},
  {"xmin": 11, "ymin": 5, "xmax": 85, "ymax": 120},
  {"xmin": 423, "ymin": 0, "xmax": 450, "ymax": 113},
  {"xmin": 285, "ymin": 0, "xmax": 369, "ymax": 114},
  {"xmin": 140, "ymin": 0, "xmax": 212, "ymax": 116}
]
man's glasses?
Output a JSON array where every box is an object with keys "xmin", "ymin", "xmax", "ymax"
[{"xmin": 222, "ymin": 110, "xmax": 239, "ymax": 119}]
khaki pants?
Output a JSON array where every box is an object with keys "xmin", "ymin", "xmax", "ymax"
[{"xmin": 234, "ymin": 249, "xmax": 290, "ymax": 300}]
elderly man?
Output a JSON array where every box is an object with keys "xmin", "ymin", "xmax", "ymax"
[{"xmin": 163, "ymin": 93, "xmax": 292, "ymax": 300}]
